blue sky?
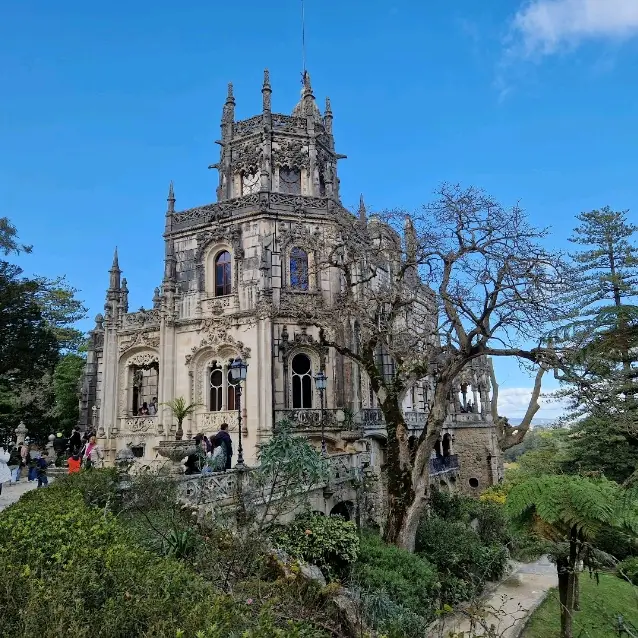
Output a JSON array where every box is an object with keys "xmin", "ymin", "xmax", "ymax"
[{"xmin": 2, "ymin": 0, "xmax": 638, "ymax": 418}]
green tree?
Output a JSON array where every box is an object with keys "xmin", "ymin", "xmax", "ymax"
[
  {"xmin": 0, "ymin": 262, "xmax": 59, "ymax": 384},
  {"xmin": 52, "ymin": 354, "xmax": 85, "ymax": 433},
  {"xmin": 557, "ymin": 207, "xmax": 638, "ymax": 412},
  {"xmin": 507, "ymin": 475, "xmax": 638, "ymax": 638},
  {"xmin": 563, "ymin": 413, "xmax": 638, "ymax": 485}
]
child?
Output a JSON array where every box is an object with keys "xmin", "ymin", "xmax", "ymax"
[
  {"xmin": 36, "ymin": 454, "xmax": 49, "ymax": 488},
  {"xmin": 68, "ymin": 453, "xmax": 81, "ymax": 474}
]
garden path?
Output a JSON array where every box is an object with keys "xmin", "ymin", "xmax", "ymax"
[
  {"xmin": 433, "ymin": 556, "xmax": 557, "ymax": 638},
  {"xmin": 0, "ymin": 477, "xmax": 55, "ymax": 512}
]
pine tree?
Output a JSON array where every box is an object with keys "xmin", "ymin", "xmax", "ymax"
[{"xmin": 556, "ymin": 207, "xmax": 638, "ymax": 415}]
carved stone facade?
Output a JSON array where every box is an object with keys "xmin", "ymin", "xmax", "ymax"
[{"xmin": 79, "ymin": 71, "xmax": 502, "ymax": 494}]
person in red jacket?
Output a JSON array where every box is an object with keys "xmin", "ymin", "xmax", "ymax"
[{"xmin": 68, "ymin": 453, "xmax": 81, "ymax": 474}]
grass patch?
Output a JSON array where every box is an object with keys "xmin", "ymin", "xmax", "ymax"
[{"xmin": 523, "ymin": 573, "xmax": 638, "ymax": 637}]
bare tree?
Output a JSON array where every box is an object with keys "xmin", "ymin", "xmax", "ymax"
[{"xmin": 277, "ymin": 184, "xmax": 571, "ymax": 551}]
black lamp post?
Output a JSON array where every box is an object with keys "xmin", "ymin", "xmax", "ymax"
[
  {"xmin": 314, "ymin": 370, "xmax": 327, "ymax": 456},
  {"xmin": 229, "ymin": 357, "xmax": 248, "ymax": 467}
]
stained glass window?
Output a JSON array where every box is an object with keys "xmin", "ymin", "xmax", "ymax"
[
  {"xmin": 290, "ymin": 247, "xmax": 309, "ymax": 291},
  {"xmin": 215, "ymin": 251, "xmax": 232, "ymax": 296}
]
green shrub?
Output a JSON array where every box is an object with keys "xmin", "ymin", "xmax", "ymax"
[
  {"xmin": 359, "ymin": 589, "xmax": 430, "ymax": 638},
  {"xmin": 617, "ymin": 557, "xmax": 638, "ymax": 586},
  {"xmin": 0, "ymin": 476, "xmax": 330, "ymax": 637},
  {"xmin": 416, "ymin": 516, "xmax": 508, "ymax": 604},
  {"xmin": 271, "ymin": 514, "xmax": 360, "ymax": 580},
  {"xmin": 352, "ymin": 532, "xmax": 440, "ymax": 622},
  {"xmin": 595, "ymin": 526, "xmax": 637, "ymax": 562}
]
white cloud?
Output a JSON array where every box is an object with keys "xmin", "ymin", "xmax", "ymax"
[
  {"xmin": 497, "ymin": 387, "xmax": 568, "ymax": 420},
  {"xmin": 510, "ymin": 0, "xmax": 638, "ymax": 57}
]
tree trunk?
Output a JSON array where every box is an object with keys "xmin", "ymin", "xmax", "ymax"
[
  {"xmin": 557, "ymin": 558, "xmax": 573, "ymax": 638},
  {"xmin": 382, "ymin": 399, "xmax": 413, "ymax": 546},
  {"xmin": 383, "ymin": 385, "xmax": 450, "ymax": 551},
  {"xmin": 175, "ymin": 418, "xmax": 183, "ymax": 441},
  {"xmin": 573, "ymin": 570, "xmax": 580, "ymax": 612}
]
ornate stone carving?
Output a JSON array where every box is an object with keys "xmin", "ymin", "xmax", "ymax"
[
  {"xmin": 119, "ymin": 331, "xmax": 160, "ymax": 354},
  {"xmin": 232, "ymin": 142, "xmax": 263, "ymax": 174},
  {"xmin": 273, "ymin": 138, "xmax": 310, "ymax": 169},
  {"xmin": 123, "ymin": 309, "xmax": 160, "ymax": 328},
  {"xmin": 127, "ymin": 351, "xmax": 159, "ymax": 367},
  {"xmin": 234, "ymin": 115, "xmax": 263, "ymax": 138},
  {"xmin": 272, "ymin": 114, "xmax": 307, "ymax": 132},
  {"xmin": 124, "ymin": 416, "xmax": 157, "ymax": 433},
  {"xmin": 196, "ymin": 411, "xmax": 239, "ymax": 433}
]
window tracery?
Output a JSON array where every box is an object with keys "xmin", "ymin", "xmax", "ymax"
[
  {"xmin": 279, "ymin": 167, "xmax": 301, "ymax": 195},
  {"xmin": 241, "ymin": 171, "xmax": 260, "ymax": 195},
  {"xmin": 215, "ymin": 251, "xmax": 232, "ymax": 297},
  {"xmin": 291, "ymin": 353, "xmax": 313, "ymax": 409},
  {"xmin": 290, "ymin": 247, "xmax": 309, "ymax": 291},
  {"xmin": 207, "ymin": 359, "xmax": 238, "ymax": 412}
]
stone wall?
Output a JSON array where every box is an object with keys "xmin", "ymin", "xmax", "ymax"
[{"xmin": 452, "ymin": 425, "xmax": 500, "ymax": 496}]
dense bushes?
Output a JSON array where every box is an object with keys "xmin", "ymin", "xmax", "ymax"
[
  {"xmin": 0, "ymin": 474, "xmax": 331, "ymax": 637},
  {"xmin": 352, "ymin": 532, "xmax": 440, "ymax": 619},
  {"xmin": 617, "ymin": 557, "xmax": 638, "ymax": 586},
  {"xmin": 416, "ymin": 490, "xmax": 509, "ymax": 604},
  {"xmin": 271, "ymin": 513, "xmax": 360, "ymax": 580}
]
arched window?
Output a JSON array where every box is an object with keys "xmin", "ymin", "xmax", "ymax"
[
  {"xmin": 130, "ymin": 362, "xmax": 159, "ymax": 416},
  {"xmin": 292, "ymin": 353, "xmax": 313, "ymax": 409},
  {"xmin": 290, "ymin": 247, "xmax": 309, "ymax": 291},
  {"xmin": 280, "ymin": 167, "xmax": 301, "ymax": 195},
  {"xmin": 442, "ymin": 433, "xmax": 451, "ymax": 457},
  {"xmin": 215, "ymin": 251, "xmax": 232, "ymax": 297},
  {"xmin": 209, "ymin": 361, "xmax": 223, "ymax": 411}
]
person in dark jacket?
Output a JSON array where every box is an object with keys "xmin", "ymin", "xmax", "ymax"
[
  {"xmin": 69, "ymin": 427, "xmax": 82, "ymax": 454},
  {"xmin": 214, "ymin": 423, "xmax": 233, "ymax": 470},
  {"xmin": 36, "ymin": 454, "xmax": 49, "ymax": 488}
]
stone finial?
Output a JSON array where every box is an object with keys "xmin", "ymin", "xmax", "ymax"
[
  {"xmin": 262, "ymin": 69, "xmax": 272, "ymax": 112},
  {"xmin": 358, "ymin": 194, "xmax": 367, "ymax": 223},
  {"xmin": 153, "ymin": 286, "xmax": 161, "ymax": 308},
  {"xmin": 222, "ymin": 82, "xmax": 235, "ymax": 124},
  {"xmin": 109, "ymin": 247, "xmax": 121, "ymax": 291},
  {"xmin": 15, "ymin": 421, "xmax": 27, "ymax": 445},
  {"xmin": 404, "ymin": 215, "xmax": 417, "ymax": 264},
  {"xmin": 121, "ymin": 278, "xmax": 129, "ymax": 313},
  {"xmin": 292, "ymin": 70, "xmax": 321, "ymax": 119},
  {"xmin": 325, "ymin": 96, "xmax": 332, "ymax": 115},
  {"xmin": 167, "ymin": 181, "xmax": 175, "ymax": 207},
  {"xmin": 324, "ymin": 96, "xmax": 333, "ymax": 133}
]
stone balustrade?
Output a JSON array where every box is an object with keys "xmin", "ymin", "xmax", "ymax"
[
  {"xmin": 275, "ymin": 408, "xmax": 352, "ymax": 431},
  {"xmin": 177, "ymin": 451, "xmax": 371, "ymax": 509},
  {"xmin": 196, "ymin": 411, "xmax": 239, "ymax": 433}
]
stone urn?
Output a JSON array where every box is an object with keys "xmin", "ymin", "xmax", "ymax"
[{"xmin": 157, "ymin": 440, "xmax": 197, "ymax": 476}]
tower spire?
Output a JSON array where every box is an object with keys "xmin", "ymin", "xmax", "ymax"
[
  {"xmin": 358, "ymin": 194, "xmax": 367, "ymax": 223},
  {"xmin": 108, "ymin": 247, "xmax": 121, "ymax": 291},
  {"xmin": 301, "ymin": 0, "xmax": 307, "ymax": 75}
]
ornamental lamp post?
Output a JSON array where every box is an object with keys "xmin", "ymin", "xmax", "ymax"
[
  {"xmin": 314, "ymin": 370, "xmax": 327, "ymax": 456},
  {"xmin": 229, "ymin": 357, "xmax": 248, "ymax": 468}
]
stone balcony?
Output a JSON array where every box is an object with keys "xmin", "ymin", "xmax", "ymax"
[
  {"xmin": 117, "ymin": 416, "xmax": 158, "ymax": 436},
  {"xmin": 429, "ymin": 454, "xmax": 459, "ymax": 477},
  {"xmin": 275, "ymin": 408, "xmax": 354, "ymax": 432}
]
